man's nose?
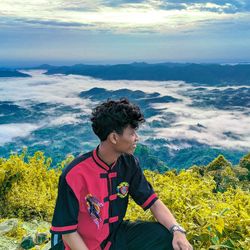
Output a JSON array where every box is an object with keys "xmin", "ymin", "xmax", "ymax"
[{"xmin": 135, "ymin": 132, "xmax": 139, "ymax": 142}]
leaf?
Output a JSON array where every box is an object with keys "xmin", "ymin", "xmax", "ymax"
[
  {"xmin": 209, "ymin": 244, "xmax": 234, "ymax": 249},
  {"xmin": 219, "ymin": 208, "xmax": 230, "ymax": 216},
  {"xmin": 221, "ymin": 239, "xmax": 235, "ymax": 248},
  {"xmin": 211, "ymin": 235, "xmax": 220, "ymax": 245},
  {"xmin": 215, "ymin": 218, "xmax": 224, "ymax": 234}
]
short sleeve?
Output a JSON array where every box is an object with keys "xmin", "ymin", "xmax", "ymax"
[
  {"xmin": 129, "ymin": 156, "xmax": 158, "ymax": 210},
  {"xmin": 50, "ymin": 174, "xmax": 79, "ymax": 234}
]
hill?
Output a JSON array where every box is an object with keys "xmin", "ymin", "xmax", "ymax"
[
  {"xmin": 0, "ymin": 151, "xmax": 249, "ymax": 249},
  {"xmin": 0, "ymin": 69, "xmax": 30, "ymax": 78},
  {"xmin": 36, "ymin": 62, "xmax": 250, "ymax": 86}
]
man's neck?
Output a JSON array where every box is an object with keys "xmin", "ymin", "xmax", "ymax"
[{"xmin": 98, "ymin": 142, "xmax": 120, "ymax": 166}]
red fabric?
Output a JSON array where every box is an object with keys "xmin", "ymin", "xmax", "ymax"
[
  {"xmin": 51, "ymin": 147, "xmax": 157, "ymax": 250},
  {"xmin": 104, "ymin": 241, "xmax": 112, "ymax": 250},
  {"xmin": 109, "ymin": 194, "xmax": 117, "ymax": 200},
  {"xmin": 108, "ymin": 172, "xmax": 117, "ymax": 178},
  {"xmin": 65, "ymin": 157, "xmax": 110, "ymax": 250},
  {"xmin": 141, "ymin": 193, "xmax": 158, "ymax": 209},
  {"xmin": 108, "ymin": 216, "xmax": 119, "ymax": 223},
  {"xmin": 50, "ymin": 225, "xmax": 77, "ymax": 232}
]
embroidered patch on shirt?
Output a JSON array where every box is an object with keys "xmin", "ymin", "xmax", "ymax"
[
  {"xmin": 117, "ymin": 182, "xmax": 129, "ymax": 198},
  {"xmin": 85, "ymin": 194, "xmax": 103, "ymax": 228}
]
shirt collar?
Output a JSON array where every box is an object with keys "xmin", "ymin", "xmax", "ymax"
[{"xmin": 92, "ymin": 145, "xmax": 117, "ymax": 171}]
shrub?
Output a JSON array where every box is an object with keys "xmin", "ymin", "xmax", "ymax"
[
  {"xmin": 206, "ymin": 155, "xmax": 232, "ymax": 171},
  {"xmin": 239, "ymin": 152, "xmax": 250, "ymax": 180},
  {"xmin": 1, "ymin": 150, "xmax": 250, "ymax": 249},
  {"xmin": 125, "ymin": 170, "xmax": 250, "ymax": 249},
  {"xmin": 0, "ymin": 150, "xmax": 61, "ymax": 221}
]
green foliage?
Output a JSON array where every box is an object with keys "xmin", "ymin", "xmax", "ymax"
[
  {"xmin": 125, "ymin": 170, "xmax": 250, "ymax": 250},
  {"xmin": 166, "ymin": 147, "xmax": 246, "ymax": 169},
  {"xmin": 206, "ymin": 155, "xmax": 232, "ymax": 171},
  {"xmin": 1, "ymin": 150, "xmax": 250, "ymax": 249},
  {"xmin": 189, "ymin": 155, "xmax": 250, "ymax": 192},
  {"xmin": 0, "ymin": 149, "xmax": 61, "ymax": 221},
  {"xmin": 233, "ymin": 166, "xmax": 249, "ymax": 181},
  {"xmin": 135, "ymin": 144, "xmax": 169, "ymax": 172},
  {"xmin": 56, "ymin": 153, "xmax": 75, "ymax": 171},
  {"xmin": 239, "ymin": 152, "xmax": 250, "ymax": 180},
  {"xmin": 239, "ymin": 152, "xmax": 250, "ymax": 170}
]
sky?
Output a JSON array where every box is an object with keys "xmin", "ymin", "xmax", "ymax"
[{"xmin": 0, "ymin": 0, "xmax": 250, "ymax": 66}]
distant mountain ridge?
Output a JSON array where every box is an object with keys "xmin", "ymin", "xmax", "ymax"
[
  {"xmin": 33, "ymin": 62, "xmax": 250, "ymax": 86},
  {"xmin": 0, "ymin": 69, "xmax": 30, "ymax": 78}
]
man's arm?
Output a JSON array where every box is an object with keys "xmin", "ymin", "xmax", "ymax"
[
  {"xmin": 62, "ymin": 232, "xmax": 89, "ymax": 250},
  {"xmin": 150, "ymin": 199, "xmax": 193, "ymax": 250},
  {"xmin": 150, "ymin": 199, "xmax": 178, "ymax": 229}
]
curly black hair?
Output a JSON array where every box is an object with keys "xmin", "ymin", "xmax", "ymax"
[{"xmin": 90, "ymin": 98, "xmax": 145, "ymax": 141}]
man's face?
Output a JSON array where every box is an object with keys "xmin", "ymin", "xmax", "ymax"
[{"xmin": 114, "ymin": 125, "xmax": 139, "ymax": 155}]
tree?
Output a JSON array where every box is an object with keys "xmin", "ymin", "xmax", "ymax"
[{"xmin": 239, "ymin": 152, "xmax": 250, "ymax": 170}]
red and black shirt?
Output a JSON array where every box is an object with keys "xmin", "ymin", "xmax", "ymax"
[{"xmin": 50, "ymin": 146, "xmax": 158, "ymax": 250}]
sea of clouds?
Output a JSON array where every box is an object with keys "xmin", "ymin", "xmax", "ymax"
[{"xmin": 0, "ymin": 70, "xmax": 250, "ymax": 151}]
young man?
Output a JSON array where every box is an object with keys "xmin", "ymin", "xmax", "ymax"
[{"xmin": 50, "ymin": 99, "xmax": 193, "ymax": 250}]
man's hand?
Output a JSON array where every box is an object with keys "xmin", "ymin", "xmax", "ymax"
[
  {"xmin": 149, "ymin": 199, "xmax": 193, "ymax": 249},
  {"xmin": 172, "ymin": 231, "xmax": 193, "ymax": 250}
]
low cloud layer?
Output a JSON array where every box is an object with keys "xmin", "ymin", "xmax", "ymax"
[
  {"xmin": 0, "ymin": 70, "xmax": 249, "ymax": 151},
  {"xmin": 0, "ymin": 123, "xmax": 39, "ymax": 145}
]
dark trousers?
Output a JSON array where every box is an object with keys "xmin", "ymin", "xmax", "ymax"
[
  {"xmin": 110, "ymin": 220, "xmax": 174, "ymax": 250},
  {"xmin": 50, "ymin": 220, "xmax": 174, "ymax": 250}
]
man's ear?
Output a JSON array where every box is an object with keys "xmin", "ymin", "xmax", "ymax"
[{"xmin": 108, "ymin": 132, "xmax": 118, "ymax": 145}]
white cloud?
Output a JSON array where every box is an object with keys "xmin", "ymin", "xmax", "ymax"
[
  {"xmin": 47, "ymin": 114, "xmax": 82, "ymax": 126},
  {"xmin": 2, "ymin": 70, "xmax": 93, "ymax": 110},
  {"xmin": 0, "ymin": 0, "xmax": 249, "ymax": 33},
  {"xmin": 0, "ymin": 123, "xmax": 39, "ymax": 145},
  {"xmin": 186, "ymin": 2, "xmax": 236, "ymax": 13},
  {"xmin": 1, "ymin": 70, "xmax": 249, "ymax": 150},
  {"xmin": 151, "ymin": 93, "xmax": 250, "ymax": 150}
]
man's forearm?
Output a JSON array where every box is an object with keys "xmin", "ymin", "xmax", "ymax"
[
  {"xmin": 150, "ymin": 199, "xmax": 178, "ymax": 230},
  {"xmin": 150, "ymin": 199, "xmax": 193, "ymax": 249},
  {"xmin": 62, "ymin": 231, "xmax": 89, "ymax": 250}
]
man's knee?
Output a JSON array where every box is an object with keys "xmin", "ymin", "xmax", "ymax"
[
  {"xmin": 120, "ymin": 221, "xmax": 173, "ymax": 250},
  {"xmin": 154, "ymin": 222, "xmax": 172, "ymax": 239},
  {"xmin": 152, "ymin": 222, "xmax": 174, "ymax": 249}
]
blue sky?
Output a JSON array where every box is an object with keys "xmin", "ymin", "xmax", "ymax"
[{"xmin": 0, "ymin": 0, "xmax": 250, "ymax": 66}]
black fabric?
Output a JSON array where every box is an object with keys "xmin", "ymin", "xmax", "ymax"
[
  {"xmin": 99, "ymin": 154, "xmax": 158, "ymax": 247},
  {"xmin": 50, "ymin": 149, "xmax": 158, "ymax": 249},
  {"xmin": 110, "ymin": 220, "xmax": 174, "ymax": 250},
  {"xmin": 50, "ymin": 152, "xmax": 93, "ymax": 235},
  {"xmin": 50, "ymin": 176, "xmax": 79, "ymax": 234},
  {"xmin": 129, "ymin": 157, "xmax": 157, "ymax": 208},
  {"xmin": 50, "ymin": 236, "xmax": 64, "ymax": 250}
]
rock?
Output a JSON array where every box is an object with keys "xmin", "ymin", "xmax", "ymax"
[
  {"xmin": 0, "ymin": 219, "xmax": 51, "ymax": 249},
  {"xmin": 20, "ymin": 235, "xmax": 35, "ymax": 249},
  {"xmin": 35, "ymin": 232, "xmax": 49, "ymax": 245},
  {"xmin": 0, "ymin": 219, "xmax": 18, "ymax": 235}
]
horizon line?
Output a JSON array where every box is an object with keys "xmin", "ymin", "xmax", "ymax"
[{"xmin": 1, "ymin": 60, "xmax": 250, "ymax": 69}]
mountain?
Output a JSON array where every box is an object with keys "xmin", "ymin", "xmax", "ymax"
[
  {"xmin": 0, "ymin": 69, "xmax": 30, "ymax": 78},
  {"xmin": 36, "ymin": 62, "xmax": 250, "ymax": 86},
  {"xmin": 0, "ymin": 70, "xmax": 249, "ymax": 170}
]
